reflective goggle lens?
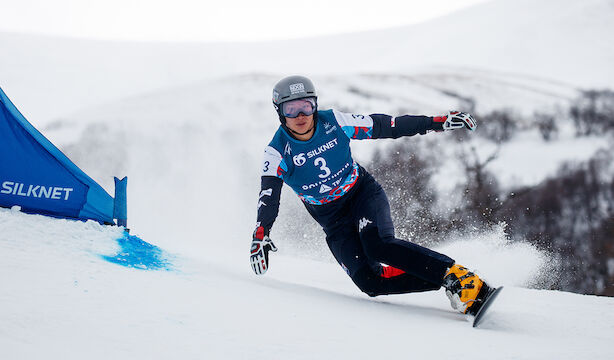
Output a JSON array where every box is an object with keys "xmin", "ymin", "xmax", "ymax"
[{"xmin": 282, "ymin": 98, "xmax": 316, "ymax": 118}]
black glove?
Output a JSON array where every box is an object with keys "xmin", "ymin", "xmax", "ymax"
[
  {"xmin": 250, "ymin": 226, "xmax": 277, "ymax": 275},
  {"xmin": 433, "ymin": 111, "xmax": 477, "ymax": 131}
]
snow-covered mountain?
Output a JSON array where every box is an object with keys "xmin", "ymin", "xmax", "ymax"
[
  {"xmin": 2, "ymin": 207, "xmax": 613, "ymax": 360},
  {"xmin": 1, "ymin": 0, "xmax": 612, "ymax": 125}
]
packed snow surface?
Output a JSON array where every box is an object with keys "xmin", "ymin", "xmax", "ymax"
[{"xmin": 1, "ymin": 208, "xmax": 613, "ymax": 359}]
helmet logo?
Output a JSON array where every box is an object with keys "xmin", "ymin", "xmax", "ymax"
[
  {"xmin": 272, "ymin": 90, "xmax": 280, "ymax": 103},
  {"xmin": 289, "ymin": 83, "xmax": 305, "ymax": 94}
]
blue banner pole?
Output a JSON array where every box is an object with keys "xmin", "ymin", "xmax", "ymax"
[{"xmin": 113, "ymin": 176, "xmax": 128, "ymax": 228}]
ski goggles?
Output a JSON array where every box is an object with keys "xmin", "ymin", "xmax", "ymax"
[{"xmin": 281, "ymin": 97, "xmax": 316, "ymax": 118}]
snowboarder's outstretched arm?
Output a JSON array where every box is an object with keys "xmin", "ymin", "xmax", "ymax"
[
  {"xmin": 250, "ymin": 146, "xmax": 286, "ymax": 275},
  {"xmin": 332, "ymin": 109, "xmax": 477, "ymax": 140}
]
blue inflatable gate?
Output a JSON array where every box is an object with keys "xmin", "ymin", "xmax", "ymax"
[{"xmin": 0, "ymin": 86, "xmax": 127, "ymax": 226}]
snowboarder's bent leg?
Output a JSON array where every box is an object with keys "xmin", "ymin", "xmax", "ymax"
[
  {"xmin": 353, "ymin": 173, "xmax": 454, "ymax": 286},
  {"xmin": 305, "ymin": 168, "xmax": 457, "ymax": 297},
  {"xmin": 325, "ymin": 228, "xmax": 442, "ymax": 296},
  {"xmin": 359, "ymin": 228, "xmax": 453, "ymax": 286}
]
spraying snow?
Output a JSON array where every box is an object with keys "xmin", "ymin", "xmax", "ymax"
[{"xmin": 435, "ymin": 223, "xmax": 559, "ymax": 289}]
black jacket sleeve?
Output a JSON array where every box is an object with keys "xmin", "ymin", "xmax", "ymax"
[
  {"xmin": 371, "ymin": 114, "xmax": 439, "ymax": 139},
  {"xmin": 256, "ymin": 175, "xmax": 283, "ymax": 236}
]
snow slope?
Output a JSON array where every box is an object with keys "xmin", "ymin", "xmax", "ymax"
[
  {"xmin": 1, "ymin": 0, "xmax": 612, "ymax": 125},
  {"xmin": 2, "ymin": 207, "xmax": 613, "ymax": 359}
]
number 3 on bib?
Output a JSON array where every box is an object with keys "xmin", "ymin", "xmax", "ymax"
[{"xmin": 314, "ymin": 157, "xmax": 331, "ymax": 178}]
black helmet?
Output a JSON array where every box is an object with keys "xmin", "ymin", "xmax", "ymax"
[{"xmin": 272, "ymin": 75, "xmax": 317, "ymax": 122}]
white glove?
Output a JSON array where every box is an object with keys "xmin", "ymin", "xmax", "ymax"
[
  {"xmin": 441, "ymin": 111, "xmax": 477, "ymax": 131},
  {"xmin": 250, "ymin": 228, "xmax": 278, "ymax": 275}
]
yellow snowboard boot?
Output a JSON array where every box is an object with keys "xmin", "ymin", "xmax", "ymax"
[{"xmin": 442, "ymin": 264, "xmax": 490, "ymax": 315}]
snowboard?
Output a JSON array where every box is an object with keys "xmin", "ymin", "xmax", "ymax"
[{"xmin": 472, "ymin": 286, "xmax": 503, "ymax": 328}]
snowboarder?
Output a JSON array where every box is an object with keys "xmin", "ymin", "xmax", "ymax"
[{"xmin": 251, "ymin": 75, "xmax": 492, "ymax": 316}]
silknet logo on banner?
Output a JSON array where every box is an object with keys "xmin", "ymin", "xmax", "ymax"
[
  {"xmin": 289, "ymin": 83, "xmax": 305, "ymax": 94},
  {"xmin": 1, "ymin": 181, "xmax": 74, "ymax": 201}
]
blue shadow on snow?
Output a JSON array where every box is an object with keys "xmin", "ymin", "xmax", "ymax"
[{"xmin": 102, "ymin": 232, "xmax": 173, "ymax": 271}]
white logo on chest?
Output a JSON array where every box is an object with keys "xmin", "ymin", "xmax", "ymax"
[
  {"xmin": 323, "ymin": 122, "xmax": 337, "ymax": 134},
  {"xmin": 319, "ymin": 184, "xmax": 332, "ymax": 193},
  {"xmin": 293, "ymin": 153, "xmax": 306, "ymax": 166}
]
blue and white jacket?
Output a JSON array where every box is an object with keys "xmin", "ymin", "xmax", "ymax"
[{"xmin": 256, "ymin": 109, "xmax": 441, "ymax": 235}]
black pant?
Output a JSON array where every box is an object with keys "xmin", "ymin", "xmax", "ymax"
[{"xmin": 305, "ymin": 166, "xmax": 454, "ymax": 297}]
